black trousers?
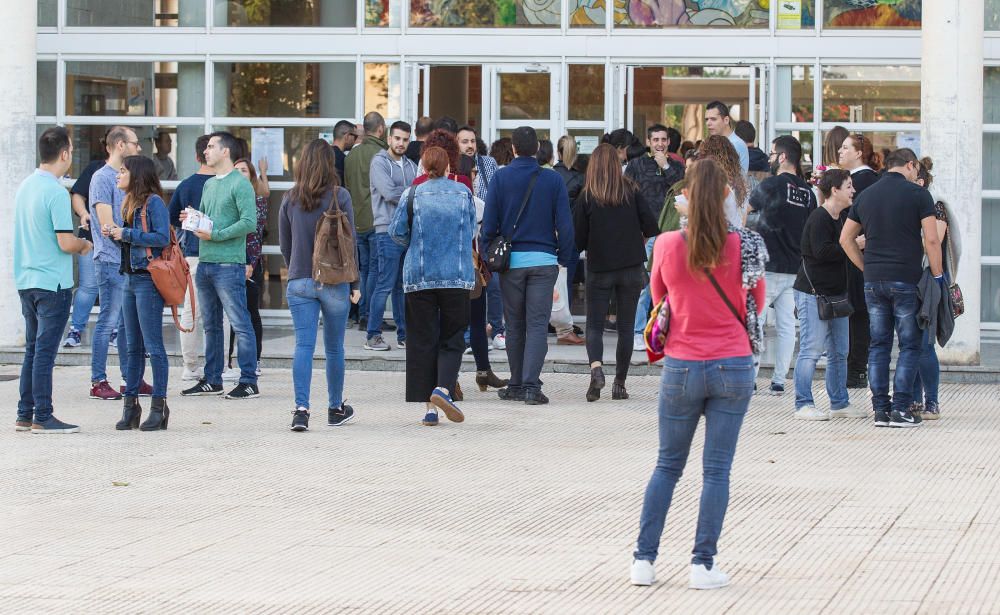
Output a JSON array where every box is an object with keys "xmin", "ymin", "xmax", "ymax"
[
  {"xmin": 469, "ymin": 291, "xmax": 490, "ymax": 372},
  {"xmin": 228, "ymin": 262, "xmax": 264, "ymax": 366},
  {"xmin": 404, "ymin": 288, "xmax": 471, "ymax": 402},
  {"xmin": 585, "ymin": 265, "xmax": 644, "ymax": 382},
  {"xmin": 848, "ymin": 310, "xmax": 870, "ymax": 376}
]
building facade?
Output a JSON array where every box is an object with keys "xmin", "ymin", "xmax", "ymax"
[{"xmin": 0, "ymin": 0, "xmax": 992, "ymax": 361}]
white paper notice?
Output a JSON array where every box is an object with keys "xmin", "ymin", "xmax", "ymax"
[
  {"xmin": 576, "ymin": 136, "xmax": 599, "ymax": 155},
  {"xmin": 251, "ymin": 127, "xmax": 285, "ymax": 175},
  {"xmin": 896, "ymin": 132, "xmax": 920, "ymax": 157}
]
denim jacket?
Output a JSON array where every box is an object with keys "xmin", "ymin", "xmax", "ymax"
[
  {"xmin": 389, "ymin": 177, "xmax": 477, "ymax": 293},
  {"xmin": 119, "ymin": 194, "xmax": 171, "ymax": 271}
]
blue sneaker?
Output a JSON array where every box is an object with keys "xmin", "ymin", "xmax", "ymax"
[
  {"xmin": 31, "ymin": 416, "xmax": 80, "ymax": 434},
  {"xmin": 422, "ymin": 410, "xmax": 439, "ymax": 426},
  {"xmin": 62, "ymin": 328, "xmax": 81, "ymax": 348},
  {"xmin": 430, "ymin": 387, "xmax": 464, "ymax": 423}
]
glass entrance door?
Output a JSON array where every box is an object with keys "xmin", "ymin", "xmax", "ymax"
[
  {"xmin": 485, "ymin": 64, "xmax": 560, "ymax": 143},
  {"xmin": 408, "ymin": 64, "xmax": 484, "ymax": 131}
]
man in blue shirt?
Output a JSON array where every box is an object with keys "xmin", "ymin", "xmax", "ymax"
[
  {"xmin": 706, "ymin": 100, "xmax": 750, "ymax": 173},
  {"xmin": 481, "ymin": 126, "xmax": 575, "ymax": 405},
  {"xmin": 14, "ymin": 127, "xmax": 93, "ymax": 433}
]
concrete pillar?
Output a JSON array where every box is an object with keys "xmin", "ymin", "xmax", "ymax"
[
  {"xmin": 0, "ymin": 2, "xmax": 37, "ymax": 346},
  {"xmin": 921, "ymin": 1, "xmax": 984, "ymax": 364}
]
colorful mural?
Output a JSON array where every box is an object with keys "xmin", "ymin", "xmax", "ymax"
[
  {"xmin": 410, "ymin": 0, "xmax": 561, "ymax": 27},
  {"xmin": 571, "ymin": 0, "xmax": 770, "ymax": 28},
  {"xmin": 824, "ymin": 0, "xmax": 921, "ymax": 28}
]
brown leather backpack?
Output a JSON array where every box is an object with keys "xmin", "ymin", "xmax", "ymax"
[
  {"xmin": 312, "ymin": 189, "xmax": 358, "ymax": 286},
  {"xmin": 140, "ymin": 203, "xmax": 196, "ymax": 332}
]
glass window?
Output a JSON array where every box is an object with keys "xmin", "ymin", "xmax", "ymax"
[
  {"xmin": 67, "ymin": 0, "xmax": 205, "ymax": 27},
  {"xmin": 499, "ymin": 73, "xmax": 550, "ymax": 120},
  {"xmin": 366, "ymin": 0, "xmax": 402, "ymax": 26},
  {"xmin": 823, "ymin": 0, "xmax": 920, "ymax": 29},
  {"xmin": 569, "ymin": 0, "xmax": 604, "ymax": 27},
  {"xmin": 419, "ymin": 66, "xmax": 483, "ymax": 130},
  {"xmin": 364, "ymin": 63, "xmax": 402, "ymax": 119},
  {"xmin": 38, "ymin": 0, "xmax": 57, "ymax": 26},
  {"xmin": 410, "ymin": 0, "xmax": 561, "ymax": 27},
  {"xmin": 982, "ymin": 266, "xmax": 1000, "ymax": 322},
  {"xmin": 986, "ymin": 68, "xmax": 1000, "ymax": 124},
  {"xmin": 215, "ymin": 62, "xmax": 355, "ymax": 118},
  {"xmin": 633, "ymin": 66, "xmax": 751, "ymax": 143},
  {"xmin": 61, "ymin": 123, "xmax": 201, "ymax": 179},
  {"xmin": 777, "ymin": 0, "xmax": 815, "ymax": 30},
  {"xmin": 215, "ymin": 126, "xmax": 334, "ymax": 180},
  {"xmin": 38, "ymin": 62, "xmax": 57, "ymax": 117},
  {"xmin": 776, "ymin": 65, "xmax": 814, "ymax": 123},
  {"xmin": 985, "ymin": 134, "xmax": 1000, "ymax": 191},
  {"xmin": 66, "ymin": 61, "xmax": 205, "ymax": 116},
  {"xmin": 989, "ymin": 0, "xmax": 1000, "ymax": 30},
  {"xmin": 614, "ymin": 0, "xmax": 767, "ymax": 28},
  {"xmin": 215, "ymin": 0, "xmax": 354, "ymax": 27},
  {"xmin": 568, "ymin": 65, "xmax": 604, "ymax": 122},
  {"xmin": 821, "ymin": 65, "xmax": 920, "ymax": 123},
  {"xmin": 984, "ymin": 200, "xmax": 1000, "ymax": 257}
]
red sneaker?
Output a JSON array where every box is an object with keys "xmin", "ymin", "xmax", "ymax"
[
  {"xmin": 119, "ymin": 380, "xmax": 153, "ymax": 397},
  {"xmin": 90, "ymin": 380, "xmax": 123, "ymax": 401}
]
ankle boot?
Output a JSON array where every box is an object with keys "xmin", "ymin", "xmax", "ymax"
[
  {"xmin": 140, "ymin": 397, "xmax": 169, "ymax": 431},
  {"xmin": 452, "ymin": 381, "xmax": 464, "ymax": 402},
  {"xmin": 612, "ymin": 380, "xmax": 629, "ymax": 400},
  {"xmin": 116, "ymin": 396, "xmax": 142, "ymax": 430},
  {"xmin": 476, "ymin": 370, "xmax": 509, "ymax": 391},
  {"xmin": 586, "ymin": 366, "xmax": 605, "ymax": 402}
]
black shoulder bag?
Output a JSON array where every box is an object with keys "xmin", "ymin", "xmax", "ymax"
[
  {"xmin": 801, "ymin": 262, "xmax": 853, "ymax": 320},
  {"xmin": 484, "ymin": 169, "xmax": 541, "ymax": 273}
]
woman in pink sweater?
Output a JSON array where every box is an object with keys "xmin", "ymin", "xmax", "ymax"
[{"xmin": 630, "ymin": 158, "xmax": 767, "ymax": 590}]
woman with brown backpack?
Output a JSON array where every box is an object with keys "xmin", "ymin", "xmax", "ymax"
[{"xmin": 279, "ymin": 139, "xmax": 361, "ymax": 432}]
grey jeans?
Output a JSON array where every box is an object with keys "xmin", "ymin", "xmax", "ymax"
[{"xmin": 500, "ymin": 265, "xmax": 559, "ymax": 393}]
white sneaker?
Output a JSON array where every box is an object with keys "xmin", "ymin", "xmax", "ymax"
[
  {"xmin": 630, "ymin": 559, "xmax": 655, "ymax": 586},
  {"xmin": 689, "ymin": 563, "xmax": 729, "ymax": 590},
  {"xmin": 181, "ymin": 368, "xmax": 204, "ymax": 382},
  {"xmin": 221, "ymin": 367, "xmax": 240, "ymax": 382},
  {"xmin": 492, "ymin": 334, "xmax": 506, "ymax": 350},
  {"xmin": 831, "ymin": 404, "xmax": 867, "ymax": 419},
  {"xmin": 633, "ymin": 333, "xmax": 645, "ymax": 352},
  {"xmin": 793, "ymin": 404, "xmax": 830, "ymax": 421},
  {"xmin": 463, "ymin": 346, "xmax": 474, "ymax": 355}
]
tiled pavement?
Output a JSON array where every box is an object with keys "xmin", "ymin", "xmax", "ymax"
[{"xmin": 2, "ymin": 366, "xmax": 1000, "ymax": 614}]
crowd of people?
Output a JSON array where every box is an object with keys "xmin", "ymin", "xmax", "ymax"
[{"xmin": 14, "ymin": 98, "xmax": 959, "ymax": 589}]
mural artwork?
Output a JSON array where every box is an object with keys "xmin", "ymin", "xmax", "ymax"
[{"xmin": 410, "ymin": 0, "xmax": 562, "ymax": 26}]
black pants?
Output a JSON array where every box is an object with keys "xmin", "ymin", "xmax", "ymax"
[
  {"xmin": 404, "ymin": 288, "xmax": 471, "ymax": 402},
  {"xmin": 228, "ymin": 263, "xmax": 264, "ymax": 366},
  {"xmin": 469, "ymin": 290, "xmax": 491, "ymax": 372},
  {"xmin": 848, "ymin": 310, "xmax": 870, "ymax": 376},
  {"xmin": 585, "ymin": 265, "xmax": 644, "ymax": 382},
  {"xmin": 500, "ymin": 265, "xmax": 559, "ymax": 393}
]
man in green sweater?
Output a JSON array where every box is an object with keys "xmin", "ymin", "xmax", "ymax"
[
  {"xmin": 344, "ymin": 112, "xmax": 389, "ymax": 333},
  {"xmin": 180, "ymin": 131, "xmax": 260, "ymax": 400}
]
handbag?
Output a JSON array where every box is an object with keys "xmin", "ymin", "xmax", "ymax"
[
  {"xmin": 643, "ymin": 295, "xmax": 670, "ymax": 364},
  {"xmin": 484, "ymin": 169, "xmax": 541, "ymax": 273},
  {"xmin": 801, "ymin": 262, "xmax": 854, "ymax": 321},
  {"xmin": 140, "ymin": 202, "xmax": 196, "ymax": 333},
  {"xmin": 945, "ymin": 234, "xmax": 964, "ymax": 318}
]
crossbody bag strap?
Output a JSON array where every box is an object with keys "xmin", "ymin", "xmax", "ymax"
[
  {"xmin": 800, "ymin": 259, "xmax": 818, "ymax": 295},
  {"xmin": 681, "ymin": 230, "xmax": 745, "ymax": 326},
  {"xmin": 510, "ymin": 169, "xmax": 541, "ymax": 234}
]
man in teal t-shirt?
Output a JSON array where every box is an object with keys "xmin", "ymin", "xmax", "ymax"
[
  {"xmin": 14, "ymin": 127, "xmax": 93, "ymax": 433},
  {"xmin": 179, "ymin": 131, "xmax": 260, "ymax": 400}
]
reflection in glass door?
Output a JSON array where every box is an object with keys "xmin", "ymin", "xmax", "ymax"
[
  {"xmin": 486, "ymin": 64, "xmax": 559, "ymax": 143},
  {"xmin": 409, "ymin": 64, "xmax": 484, "ymax": 131}
]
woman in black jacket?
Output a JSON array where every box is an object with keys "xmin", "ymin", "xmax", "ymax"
[
  {"xmin": 554, "ymin": 135, "xmax": 584, "ymax": 201},
  {"xmin": 574, "ymin": 144, "xmax": 659, "ymax": 402}
]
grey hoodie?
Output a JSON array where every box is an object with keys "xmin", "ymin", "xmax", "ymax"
[{"xmin": 370, "ymin": 149, "xmax": 418, "ymax": 233}]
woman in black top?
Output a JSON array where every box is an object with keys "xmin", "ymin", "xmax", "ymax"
[
  {"xmin": 574, "ymin": 144, "xmax": 659, "ymax": 402},
  {"xmin": 554, "ymin": 136, "xmax": 584, "ymax": 201},
  {"xmin": 791, "ymin": 169, "xmax": 866, "ymax": 420}
]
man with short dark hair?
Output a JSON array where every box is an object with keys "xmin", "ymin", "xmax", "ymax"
[
  {"xmin": 153, "ymin": 130, "xmax": 178, "ymax": 180},
  {"xmin": 331, "ymin": 119, "xmax": 357, "ymax": 180},
  {"xmin": 666, "ymin": 127, "xmax": 684, "ymax": 164},
  {"xmin": 168, "ymin": 134, "xmax": 215, "ymax": 382},
  {"xmin": 734, "ymin": 120, "xmax": 769, "ymax": 173},
  {"xmin": 705, "ymin": 100, "xmax": 749, "ymax": 172},
  {"xmin": 365, "ymin": 120, "xmax": 418, "ymax": 351},
  {"xmin": 180, "ymin": 131, "xmax": 260, "ymax": 400},
  {"xmin": 481, "ymin": 126, "xmax": 575, "ymax": 405},
  {"xmin": 405, "ymin": 116, "xmax": 434, "ymax": 164},
  {"xmin": 14, "ymin": 127, "xmax": 93, "ymax": 433},
  {"xmin": 432, "ymin": 116, "xmax": 459, "ymax": 134},
  {"xmin": 750, "ymin": 135, "xmax": 817, "ymax": 395},
  {"xmin": 840, "ymin": 148, "xmax": 944, "ymax": 429},
  {"xmin": 346, "ymin": 112, "xmax": 388, "ymax": 334}
]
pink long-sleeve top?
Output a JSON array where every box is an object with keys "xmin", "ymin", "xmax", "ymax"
[{"xmin": 651, "ymin": 231, "xmax": 766, "ymax": 360}]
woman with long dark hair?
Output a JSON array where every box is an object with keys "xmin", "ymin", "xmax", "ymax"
[
  {"xmin": 107, "ymin": 156, "xmax": 171, "ymax": 431},
  {"xmin": 226, "ymin": 158, "xmax": 267, "ymax": 375},
  {"xmin": 574, "ymin": 143, "xmax": 658, "ymax": 401},
  {"xmin": 489, "ymin": 137, "xmax": 514, "ymax": 167},
  {"xmin": 279, "ymin": 139, "xmax": 360, "ymax": 432},
  {"xmin": 630, "ymin": 158, "xmax": 766, "ymax": 590},
  {"xmin": 697, "ymin": 135, "xmax": 749, "ymax": 227}
]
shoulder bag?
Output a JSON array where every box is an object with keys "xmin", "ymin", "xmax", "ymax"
[
  {"xmin": 801, "ymin": 262, "xmax": 854, "ymax": 320},
  {"xmin": 484, "ymin": 169, "xmax": 541, "ymax": 273},
  {"xmin": 140, "ymin": 202, "xmax": 196, "ymax": 333},
  {"xmin": 945, "ymin": 233, "xmax": 964, "ymax": 318}
]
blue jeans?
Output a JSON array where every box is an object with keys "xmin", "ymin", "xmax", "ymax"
[
  {"xmin": 70, "ymin": 252, "xmax": 98, "ymax": 333},
  {"xmin": 911, "ymin": 329, "xmax": 940, "ymax": 406},
  {"xmin": 287, "ymin": 278, "xmax": 350, "ymax": 409},
  {"xmin": 18, "ymin": 288, "xmax": 72, "ymax": 423},
  {"xmin": 865, "ymin": 281, "xmax": 922, "ymax": 413},
  {"xmin": 122, "ymin": 274, "xmax": 166, "ymax": 398},
  {"xmin": 91, "ymin": 261, "xmax": 127, "ymax": 383},
  {"xmin": 197, "ymin": 262, "xmax": 258, "ymax": 386},
  {"xmin": 366, "ymin": 232, "xmax": 406, "ymax": 341},
  {"xmin": 634, "ymin": 354, "xmax": 754, "ymax": 567},
  {"xmin": 357, "ymin": 229, "xmax": 377, "ymax": 322},
  {"xmin": 793, "ymin": 290, "xmax": 850, "ymax": 410},
  {"xmin": 634, "ymin": 238, "xmax": 656, "ymax": 335},
  {"xmin": 486, "ymin": 272, "xmax": 504, "ymax": 336}
]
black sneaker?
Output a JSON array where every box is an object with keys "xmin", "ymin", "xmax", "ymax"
[
  {"xmin": 381, "ymin": 320, "xmax": 397, "ymax": 332},
  {"xmin": 524, "ymin": 390, "xmax": 549, "ymax": 405},
  {"xmin": 498, "ymin": 386, "xmax": 525, "ymax": 401},
  {"xmin": 328, "ymin": 403, "xmax": 355, "ymax": 426},
  {"xmin": 890, "ymin": 407, "xmax": 922, "ymax": 428},
  {"xmin": 225, "ymin": 383, "xmax": 260, "ymax": 399},
  {"xmin": 291, "ymin": 408, "xmax": 310, "ymax": 432},
  {"xmin": 846, "ymin": 372, "xmax": 868, "ymax": 389},
  {"xmin": 874, "ymin": 408, "xmax": 891, "ymax": 427},
  {"xmin": 358, "ymin": 318, "xmax": 368, "ymax": 332},
  {"xmin": 181, "ymin": 380, "xmax": 223, "ymax": 396},
  {"xmin": 768, "ymin": 383, "xmax": 785, "ymax": 396}
]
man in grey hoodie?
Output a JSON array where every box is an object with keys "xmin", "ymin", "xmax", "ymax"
[{"xmin": 364, "ymin": 120, "xmax": 418, "ymax": 351}]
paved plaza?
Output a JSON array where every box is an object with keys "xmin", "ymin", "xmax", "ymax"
[{"xmin": 2, "ymin": 366, "xmax": 1000, "ymax": 614}]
